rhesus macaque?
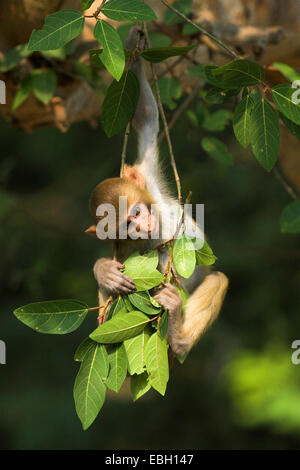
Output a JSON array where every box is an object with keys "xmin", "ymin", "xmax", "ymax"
[{"xmin": 86, "ymin": 28, "xmax": 228, "ymax": 356}]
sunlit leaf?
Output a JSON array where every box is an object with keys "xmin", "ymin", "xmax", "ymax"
[
  {"xmin": 124, "ymin": 326, "xmax": 152, "ymax": 375},
  {"xmin": 272, "ymin": 62, "xmax": 300, "ymax": 83},
  {"xmin": 131, "ymin": 372, "xmax": 151, "ymax": 401},
  {"xmin": 145, "ymin": 332, "xmax": 169, "ymax": 396},
  {"xmin": 14, "ymin": 299, "xmax": 88, "ymax": 334},
  {"xmin": 94, "ymin": 20, "xmax": 125, "ymax": 81},
  {"xmin": 74, "ymin": 338, "xmax": 96, "ymax": 362},
  {"xmin": 158, "ymin": 311, "xmax": 168, "ymax": 340},
  {"xmin": 195, "ymin": 241, "xmax": 217, "ymax": 266},
  {"xmin": 73, "ymin": 342, "xmax": 108, "ymax": 430},
  {"xmin": 128, "ymin": 291, "xmax": 161, "ymax": 315},
  {"xmin": 28, "ymin": 10, "xmax": 85, "ymax": 51},
  {"xmin": 106, "ymin": 343, "xmax": 128, "ymax": 392},
  {"xmin": 123, "ymin": 250, "xmax": 158, "ymax": 272},
  {"xmin": 173, "ymin": 234, "xmax": 196, "ymax": 279},
  {"xmin": 90, "ymin": 311, "xmax": 152, "ymax": 343}
]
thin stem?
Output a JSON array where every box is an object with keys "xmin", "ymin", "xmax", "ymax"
[
  {"xmin": 161, "ymin": 0, "xmax": 239, "ymax": 60},
  {"xmin": 120, "ymin": 122, "xmax": 131, "ymax": 177},
  {"xmin": 273, "ymin": 164, "xmax": 299, "ymax": 201},
  {"xmin": 143, "ymin": 22, "xmax": 182, "ymax": 203},
  {"xmin": 158, "ymin": 83, "xmax": 202, "ymax": 144}
]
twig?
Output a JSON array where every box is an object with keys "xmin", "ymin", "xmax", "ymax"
[
  {"xmin": 161, "ymin": 0, "xmax": 239, "ymax": 60},
  {"xmin": 158, "ymin": 83, "xmax": 202, "ymax": 144},
  {"xmin": 143, "ymin": 22, "xmax": 182, "ymax": 203},
  {"xmin": 98, "ymin": 295, "xmax": 113, "ymax": 325},
  {"xmin": 120, "ymin": 122, "xmax": 131, "ymax": 177},
  {"xmin": 273, "ymin": 164, "xmax": 299, "ymax": 201}
]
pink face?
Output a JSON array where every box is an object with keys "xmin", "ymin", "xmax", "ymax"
[{"xmin": 127, "ymin": 201, "xmax": 159, "ymax": 239}]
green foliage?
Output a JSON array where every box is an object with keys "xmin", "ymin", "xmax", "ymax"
[
  {"xmin": 280, "ymin": 201, "xmax": 300, "ymax": 233},
  {"xmin": 196, "ymin": 241, "xmax": 217, "ymax": 266},
  {"xmin": 233, "ymin": 95, "xmax": 255, "ymax": 148},
  {"xmin": 279, "ymin": 113, "xmax": 300, "ymax": 141},
  {"xmin": 124, "ymin": 327, "xmax": 152, "ymax": 375},
  {"xmin": 173, "ymin": 234, "xmax": 196, "ymax": 278},
  {"xmin": 185, "ymin": 64, "xmax": 207, "ymax": 81},
  {"xmin": 250, "ymin": 99, "xmax": 280, "ymax": 171},
  {"xmin": 28, "ymin": 10, "xmax": 85, "ymax": 51},
  {"xmin": 31, "ymin": 70, "xmax": 57, "ymax": 105},
  {"xmin": 203, "ymin": 109, "xmax": 232, "ymax": 132},
  {"xmin": 94, "ymin": 20, "xmax": 125, "ymax": 81},
  {"xmin": 205, "ymin": 60, "xmax": 265, "ymax": 89},
  {"xmin": 106, "ymin": 343, "xmax": 128, "ymax": 392},
  {"xmin": 141, "ymin": 45, "xmax": 194, "ymax": 63},
  {"xmin": 148, "ymin": 33, "xmax": 172, "ymax": 48},
  {"xmin": 74, "ymin": 338, "xmax": 96, "ymax": 362},
  {"xmin": 101, "ymin": 70, "xmax": 139, "ymax": 137},
  {"xmin": 272, "ymin": 84, "xmax": 300, "ymax": 126},
  {"xmin": 128, "ymin": 291, "xmax": 161, "ymax": 315},
  {"xmin": 101, "ymin": 0, "xmax": 157, "ymax": 22},
  {"xmin": 131, "ymin": 372, "xmax": 151, "ymax": 401},
  {"xmin": 81, "ymin": 0, "xmax": 95, "ymax": 10},
  {"xmin": 164, "ymin": 0, "xmax": 192, "ymax": 25},
  {"xmin": 202, "ymin": 136, "xmax": 233, "ymax": 166},
  {"xmin": 90, "ymin": 310, "xmax": 152, "ymax": 343},
  {"xmin": 73, "ymin": 342, "xmax": 108, "ymax": 430},
  {"xmin": 123, "ymin": 251, "xmax": 163, "ymax": 291},
  {"xmin": 157, "ymin": 77, "xmax": 182, "ymax": 110},
  {"xmin": 159, "ymin": 311, "xmax": 169, "ymax": 340},
  {"xmin": 0, "ymin": 44, "xmax": 30, "ymax": 72},
  {"xmin": 12, "ymin": 76, "xmax": 33, "ymax": 111},
  {"xmin": 13, "ymin": 299, "xmax": 88, "ymax": 334},
  {"xmin": 145, "ymin": 332, "xmax": 169, "ymax": 395},
  {"xmin": 272, "ymin": 62, "xmax": 300, "ymax": 83}
]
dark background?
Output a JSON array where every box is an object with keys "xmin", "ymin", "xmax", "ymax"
[{"xmin": 1, "ymin": 108, "xmax": 300, "ymax": 450}]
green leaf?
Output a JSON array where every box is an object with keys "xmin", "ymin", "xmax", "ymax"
[
  {"xmin": 195, "ymin": 241, "xmax": 217, "ymax": 266},
  {"xmin": 28, "ymin": 10, "xmax": 85, "ymax": 51},
  {"xmin": 123, "ymin": 296, "xmax": 134, "ymax": 312},
  {"xmin": 131, "ymin": 372, "xmax": 151, "ymax": 401},
  {"xmin": 117, "ymin": 23, "xmax": 134, "ymax": 45},
  {"xmin": 124, "ymin": 268, "xmax": 164, "ymax": 292},
  {"xmin": 12, "ymin": 76, "xmax": 33, "ymax": 111},
  {"xmin": 90, "ymin": 311, "xmax": 152, "ymax": 343},
  {"xmin": 202, "ymin": 136, "xmax": 233, "ymax": 166},
  {"xmin": 74, "ymin": 338, "xmax": 96, "ymax": 362},
  {"xmin": 13, "ymin": 299, "xmax": 88, "ymax": 334},
  {"xmin": 233, "ymin": 95, "xmax": 255, "ymax": 148},
  {"xmin": 272, "ymin": 84, "xmax": 300, "ymax": 126},
  {"xmin": 124, "ymin": 326, "xmax": 152, "ymax": 375},
  {"xmin": 32, "ymin": 70, "xmax": 57, "ymax": 105},
  {"xmin": 145, "ymin": 332, "xmax": 169, "ymax": 396},
  {"xmin": 272, "ymin": 62, "xmax": 300, "ymax": 83},
  {"xmin": 82, "ymin": 0, "xmax": 95, "ymax": 10},
  {"xmin": 128, "ymin": 291, "xmax": 161, "ymax": 315},
  {"xmin": 107, "ymin": 296, "xmax": 126, "ymax": 320},
  {"xmin": 94, "ymin": 20, "xmax": 125, "ymax": 81},
  {"xmin": 185, "ymin": 65, "xmax": 207, "ymax": 81},
  {"xmin": 102, "ymin": 0, "xmax": 156, "ymax": 22},
  {"xmin": 250, "ymin": 98, "xmax": 280, "ymax": 171},
  {"xmin": 186, "ymin": 110, "xmax": 199, "ymax": 127},
  {"xmin": 182, "ymin": 23, "xmax": 201, "ymax": 35},
  {"xmin": 102, "ymin": 69, "xmax": 139, "ymax": 137},
  {"xmin": 205, "ymin": 60, "xmax": 265, "ymax": 89},
  {"xmin": 203, "ymin": 109, "xmax": 232, "ymax": 132},
  {"xmin": 141, "ymin": 45, "xmax": 194, "ymax": 63},
  {"xmin": 148, "ymin": 33, "xmax": 172, "ymax": 48},
  {"xmin": 157, "ymin": 77, "xmax": 182, "ymax": 110},
  {"xmin": 280, "ymin": 112, "xmax": 300, "ymax": 141},
  {"xmin": 173, "ymin": 234, "xmax": 196, "ymax": 279},
  {"xmin": 89, "ymin": 49, "xmax": 105, "ymax": 68},
  {"xmin": 123, "ymin": 250, "xmax": 158, "ymax": 272},
  {"xmin": 280, "ymin": 201, "xmax": 300, "ymax": 233},
  {"xmin": 164, "ymin": 0, "xmax": 192, "ymax": 25},
  {"xmin": 106, "ymin": 343, "xmax": 128, "ymax": 392},
  {"xmin": 159, "ymin": 312, "xmax": 168, "ymax": 340},
  {"xmin": 73, "ymin": 342, "xmax": 107, "ymax": 430},
  {"xmin": 41, "ymin": 48, "xmax": 67, "ymax": 60},
  {"xmin": 0, "ymin": 44, "xmax": 31, "ymax": 72},
  {"xmin": 204, "ymin": 87, "xmax": 241, "ymax": 104}
]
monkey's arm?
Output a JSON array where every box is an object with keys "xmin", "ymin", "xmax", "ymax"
[
  {"xmin": 154, "ymin": 272, "xmax": 228, "ymax": 356},
  {"xmin": 93, "ymin": 258, "xmax": 136, "ymax": 296}
]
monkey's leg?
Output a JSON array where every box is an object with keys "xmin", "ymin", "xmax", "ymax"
[{"xmin": 168, "ymin": 272, "xmax": 229, "ymax": 356}]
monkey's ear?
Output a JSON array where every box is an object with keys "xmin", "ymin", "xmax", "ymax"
[
  {"xmin": 123, "ymin": 164, "xmax": 145, "ymax": 189},
  {"xmin": 85, "ymin": 225, "xmax": 97, "ymax": 237}
]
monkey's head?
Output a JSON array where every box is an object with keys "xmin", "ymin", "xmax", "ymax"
[{"xmin": 86, "ymin": 165, "xmax": 159, "ymax": 243}]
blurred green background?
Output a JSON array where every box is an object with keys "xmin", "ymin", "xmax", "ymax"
[{"xmin": 1, "ymin": 107, "xmax": 300, "ymax": 450}]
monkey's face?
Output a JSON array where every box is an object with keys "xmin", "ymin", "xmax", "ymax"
[{"xmin": 125, "ymin": 200, "xmax": 159, "ymax": 240}]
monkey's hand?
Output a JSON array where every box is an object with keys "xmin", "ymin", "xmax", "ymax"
[
  {"xmin": 154, "ymin": 284, "xmax": 190, "ymax": 356},
  {"xmin": 93, "ymin": 258, "xmax": 136, "ymax": 295}
]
